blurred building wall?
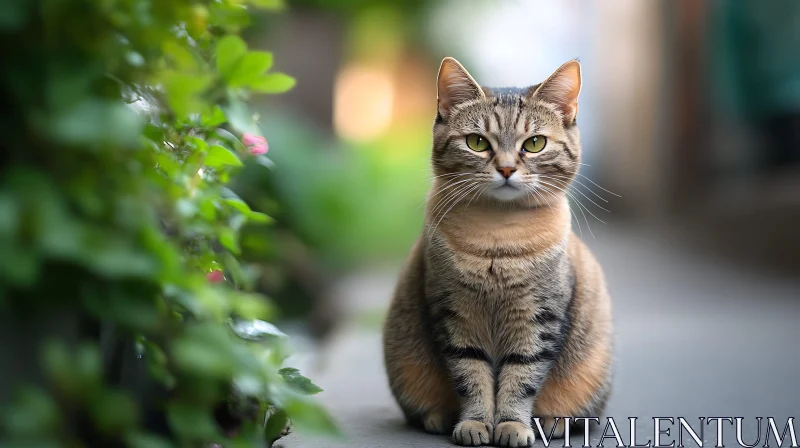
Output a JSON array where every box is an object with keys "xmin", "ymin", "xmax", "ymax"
[
  {"xmin": 591, "ymin": 0, "xmax": 668, "ymax": 218},
  {"xmin": 252, "ymin": 10, "xmax": 345, "ymax": 134}
]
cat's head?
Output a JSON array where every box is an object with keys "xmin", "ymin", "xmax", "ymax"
[{"xmin": 432, "ymin": 57, "xmax": 582, "ymax": 203}]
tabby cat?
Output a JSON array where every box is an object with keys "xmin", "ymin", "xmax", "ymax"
[{"xmin": 382, "ymin": 57, "xmax": 613, "ymax": 447}]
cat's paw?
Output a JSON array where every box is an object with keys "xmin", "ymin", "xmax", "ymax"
[
  {"xmin": 538, "ymin": 417, "xmax": 566, "ymax": 438},
  {"xmin": 422, "ymin": 411, "xmax": 449, "ymax": 434},
  {"xmin": 452, "ymin": 420, "xmax": 492, "ymax": 446},
  {"xmin": 494, "ymin": 421, "xmax": 535, "ymax": 447}
]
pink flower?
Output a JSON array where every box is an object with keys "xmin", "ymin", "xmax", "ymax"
[
  {"xmin": 243, "ymin": 133, "xmax": 268, "ymax": 155},
  {"xmin": 207, "ymin": 270, "xmax": 224, "ymax": 283}
]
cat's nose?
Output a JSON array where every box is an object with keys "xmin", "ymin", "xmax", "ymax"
[{"xmin": 497, "ymin": 166, "xmax": 517, "ymax": 179}]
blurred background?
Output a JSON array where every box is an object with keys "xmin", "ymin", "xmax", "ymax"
[
  {"xmin": 237, "ymin": 0, "xmax": 800, "ymax": 445},
  {"xmin": 245, "ymin": 0, "xmax": 800, "ymax": 332}
]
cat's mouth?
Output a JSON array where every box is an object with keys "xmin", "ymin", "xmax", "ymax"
[
  {"xmin": 496, "ymin": 178, "xmax": 520, "ymax": 189},
  {"xmin": 488, "ymin": 181, "xmax": 526, "ymax": 201}
]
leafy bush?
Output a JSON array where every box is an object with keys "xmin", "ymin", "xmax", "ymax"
[{"xmin": 0, "ymin": 0, "xmax": 332, "ymax": 446}]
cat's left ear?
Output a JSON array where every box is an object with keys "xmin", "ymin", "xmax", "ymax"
[{"xmin": 531, "ymin": 60, "xmax": 581, "ymax": 125}]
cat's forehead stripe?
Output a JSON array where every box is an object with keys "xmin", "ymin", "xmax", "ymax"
[{"xmin": 493, "ymin": 110, "xmax": 503, "ymax": 130}]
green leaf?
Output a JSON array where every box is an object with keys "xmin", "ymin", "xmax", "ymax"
[
  {"xmin": 231, "ymin": 319, "xmax": 286, "ymax": 341},
  {"xmin": 230, "ymin": 292, "xmax": 272, "ymax": 320},
  {"xmin": 126, "ymin": 51, "xmax": 145, "ymax": 67},
  {"xmin": 223, "ymin": 198, "xmax": 251, "ymax": 214},
  {"xmin": 48, "ymin": 100, "xmax": 143, "ymax": 148},
  {"xmin": 254, "ymin": 154, "xmax": 276, "ymax": 169},
  {"xmin": 264, "ymin": 409, "xmax": 289, "ymax": 445},
  {"xmin": 162, "ymin": 39, "xmax": 197, "ymax": 70},
  {"xmin": 142, "ymin": 122, "xmax": 165, "ymax": 142},
  {"xmin": 162, "ymin": 72, "xmax": 213, "ymax": 118},
  {"xmin": 251, "ymin": 73, "xmax": 296, "ymax": 93},
  {"xmin": 187, "ymin": 136, "xmax": 209, "ymax": 153},
  {"xmin": 142, "ymin": 341, "xmax": 175, "ymax": 388},
  {"xmin": 3, "ymin": 387, "xmax": 60, "ymax": 436},
  {"xmin": 219, "ymin": 227, "xmax": 241, "ymax": 254},
  {"xmin": 0, "ymin": 245, "xmax": 40, "ymax": 286},
  {"xmin": 279, "ymin": 368, "xmax": 323, "ymax": 395},
  {"xmin": 247, "ymin": 211, "xmax": 273, "ymax": 224},
  {"xmin": 212, "ymin": 127, "xmax": 242, "ymax": 149},
  {"xmin": 167, "ymin": 403, "xmax": 219, "ymax": 440},
  {"xmin": 76, "ymin": 343, "xmax": 103, "ymax": 386},
  {"xmin": 216, "ymin": 35, "xmax": 248, "ymax": 80},
  {"xmin": 206, "ymin": 144, "xmax": 243, "ymax": 168},
  {"xmin": 227, "ymin": 51, "xmax": 274, "ymax": 87},
  {"xmin": 250, "ymin": 0, "xmax": 286, "ymax": 10},
  {"xmin": 202, "ymin": 106, "xmax": 227, "ymax": 127},
  {"xmin": 90, "ymin": 389, "xmax": 138, "ymax": 433},
  {"xmin": 208, "ymin": 2, "xmax": 251, "ymax": 29},
  {"xmin": 198, "ymin": 196, "xmax": 218, "ymax": 221},
  {"xmin": 283, "ymin": 398, "xmax": 338, "ymax": 435},
  {"xmin": 0, "ymin": 192, "xmax": 20, "ymax": 235},
  {"xmin": 79, "ymin": 236, "xmax": 160, "ymax": 280},
  {"xmin": 41, "ymin": 341, "xmax": 104, "ymax": 401},
  {"xmin": 171, "ymin": 325, "xmax": 236, "ymax": 378},
  {"xmin": 223, "ymin": 100, "xmax": 259, "ymax": 134},
  {"xmin": 222, "ymin": 251, "xmax": 248, "ymax": 289},
  {"xmin": 126, "ymin": 432, "xmax": 174, "ymax": 448}
]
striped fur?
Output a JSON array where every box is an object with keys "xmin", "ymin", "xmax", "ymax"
[{"xmin": 383, "ymin": 58, "xmax": 613, "ymax": 447}]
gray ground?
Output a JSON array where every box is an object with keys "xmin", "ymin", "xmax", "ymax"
[{"xmin": 279, "ymin": 224, "xmax": 800, "ymax": 448}]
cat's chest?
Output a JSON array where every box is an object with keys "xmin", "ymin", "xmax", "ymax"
[
  {"xmin": 426, "ymin": 234, "xmax": 571, "ymax": 301},
  {"xmin": 454, "ymin": 249, "xmax": 565, "ymax": 298}
]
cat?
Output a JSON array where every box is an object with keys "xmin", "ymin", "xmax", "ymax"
[{"xmin": 382, "ymin": 57, "xmax": 613, "ymax": 447}]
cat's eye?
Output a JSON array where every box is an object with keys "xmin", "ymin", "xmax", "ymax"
[
  {"xmin": 522, "ymin": 135, "xmax": 547, "ymax": 153},
  {"xmin": 466, "ymin": 134, "xmax": 490, "ymax": 152}
]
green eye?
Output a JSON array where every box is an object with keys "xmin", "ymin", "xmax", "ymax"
[
  {"xmin": 466, "ymin": 134, "xmax": 490, "ymax": 152},
  {"xmin": 522, "ymin": 135, "xmax": 547, "ymax": 153}
]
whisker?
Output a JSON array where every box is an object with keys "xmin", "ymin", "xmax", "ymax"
[
  {"xmin": 537, "ymin": 183, "xmax": 583, "ymax": 239},
  {"xmin": 465, "ymin": 182, "xmax": 488, "ymax": 210},
  {"xmin": 416, "ymin": 180, "xmax": 467, "ymax": 214},
  {"xmin": 436, "ymin": 182, "xmax": 479, "ymax": 218},
  {"xmin": 522, "ymin": 184, "xmax": 536, "ymax": 209},
  {"xmin": 564, "ymin": 171, "xmax": 622, "ymax": 198},
  {"xmin": 427, "ymin": 182, "xmax": 477, "ymax": 237},
  {"xmin": 428, "ymin": 172, "xmax": 471, "ymax": 181},
  {"xmin": 428, "ymin": 179, "xmax": 476, "ymax": 217},
  {"xmin": 525, "ymin": 184, "xmax": 555, "ymax": 218},
  {"xmin": 430, "ymin": 182, "xmax": 483, "ymax": 238},
  {"xmin": 427, "ymin": 181, "xmax": 475, "ymax": 226},
  {"xmin": 540, "ymin": 173, "xmax": 609, "ymax": 203},
  {"xmin": 431, "ymin": 174, "xmax": 493, "ymax": 193},
  {"xmin": 569, "ymin": 194, "xmax": 595, "ymax": 238},
  {"xmin": 540, "ymin": 175, "xmax": 611, "ymax": 213},
  {"xmin": 419, "ymin": 177, "xmax": 475, "ymax": 213},
  {"xmin": 538, "ymin": 178, "xmax": 605, "ymax": 223},
  {"xmin": 537, "ymin": 179, "xmax": 598, "ymax": 237},
  {"xmin": 430, "ymin": 177, "xmax": 474, "ymax": 199}
]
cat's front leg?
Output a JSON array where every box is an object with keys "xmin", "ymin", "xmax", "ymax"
[
  {"xmin": 493, "ymin": 313, "xmax": 563, "ymax": 446},
  {"xmin": 493, "ymin": 353, "xmax": 547, "ymax": 447},
  {"xmin": 443, "ymin": 344, "xmax": 495, "ymax": 446}
]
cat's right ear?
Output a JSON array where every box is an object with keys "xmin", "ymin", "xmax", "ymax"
[{"xmin": 437, "ymin": 57, "xmax": 484, "ymax": 120}]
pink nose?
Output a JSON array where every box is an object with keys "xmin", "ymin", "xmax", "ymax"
[{"xmin": 498, "ymin": 167, "xmax": 516, "ymax": 179}]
